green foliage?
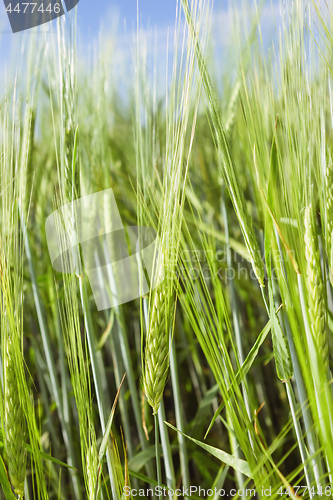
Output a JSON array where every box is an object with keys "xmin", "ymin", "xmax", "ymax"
[{"xmin": 1, "ymin": 0, "xmax": 333, "ymax": 497}]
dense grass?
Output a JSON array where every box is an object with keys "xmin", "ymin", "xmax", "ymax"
[{"xmin": 0, "ymin": 0, "xmax": 333, "ymax": 498}]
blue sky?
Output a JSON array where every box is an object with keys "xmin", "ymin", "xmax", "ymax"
[
  {"xmin": 76, "ymin": 1, "xmax": 186, "ymax": 36},
  {"xmin": 0, "ymin": 1, "xmax": 220, "ymax": 36},
  {"xmin": 0, "ymin": 1, "xmax": 279, "ymax": 45},
  {"xmin": 0, "ymin": 0, "xmax": 282, "ymax": 91},
  {"xmin": 0, "ymin": 1, "xmax": 226, "ymax": 69}
]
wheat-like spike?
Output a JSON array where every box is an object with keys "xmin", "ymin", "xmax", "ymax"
[
  {"xmin": 143, "ymin": 287, "xmax": 173, "ymax": 415},
  {"xmin": 325, "ymin": 155, "xmax": 333, "ymax": 283},
  {"xmin": 224, "ymin": 80, "xmax": 241, "ymax": 136},
  {"xmin": 4, "ymin": 340, "xmax": 27, "ymax": 499},
  {"xmin": 304, "ymin": 205, "xmax": 328, "ymax": 368},
  {"xmin": 86, "ymin": 444, "xmax": 98, "ymax": 500}
]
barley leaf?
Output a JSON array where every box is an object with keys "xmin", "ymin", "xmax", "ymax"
[
  {"xmin": 127, "ymin": 469, "xmax": 162, "ymax": 488},
  {"xmin": 128, "ymin": 446, "xmax": 163, "ymax": 473},
  {"xmin": 0, "ymin": 456, "xmax": 17, "ymax": 500},
  {"xmin": 268, "ymin": 279, "xmax": 293, "ymax": 381},
  {"xmin": 267, "ymin": 135, "xmax": 278, "ymax": 210},
  {"xmin": 98, "ymin": 373, "xmax": 126, "ymax": 465},
  {"xmin": 26, "ymin": 444, "xmax": 77, "ymax": 470},
  {"xmin": 204, "ymin": 318, "xmax": 272, "ymax": 438},
  {"xmin": 165, "ymin": 422, "xmax": 252, "ymax": 478}
]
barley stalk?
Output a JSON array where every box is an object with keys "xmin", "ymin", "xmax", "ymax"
[
  {"xmin": 4, "ymin": 338, "xmax": 27, "ymax": 499},
  {"xmin": 144, "ymin": 286, "xmax": 173, "ymax": 415},
  {"xmin": 304, "ymin": 205, "xmax": 328, "ymax": 368}
]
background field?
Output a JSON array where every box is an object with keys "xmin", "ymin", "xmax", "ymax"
[{"xmin": 0, "ymin": 0, "xmax": 333, "ymax": 498}]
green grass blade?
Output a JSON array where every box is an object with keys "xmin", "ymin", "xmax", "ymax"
[
  {"xmin": 0, "ymin": 456, "xmax": 17, "ymax": 500},
  {"xmin": 165, "ymin": 422, "xmax": 252, "ymax": 478},
  {"xmin": 204, "ymin": 318, "xmax": 272, "ymax": 438},
  {"xmin": 98, "ymin": 374, "xmax": 126, "ymax": 465}
]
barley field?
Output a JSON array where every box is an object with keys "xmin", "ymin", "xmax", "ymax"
[{"xmin": 0, "ymin": 0, "xmax": 333, "ymax": 498}]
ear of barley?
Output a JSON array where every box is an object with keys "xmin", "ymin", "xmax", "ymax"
[
  {"xmin": 58, "ymin": 269, "xmax": 99, "ymax": 500},
  {"xmin": 143, "ymin": 286, "xmax": 173, "ymax": 415},
  {"xmin": 4, "ymin": 337, "xmax": 27, "ymax": 499},
  {"xmin": 86, "ymin": 443, "xmax": 98, "ymax": 500},
  {"xmin": 325, "ymin": 154, "xmax": 333, "ymax": 283},
  {"xmin": 304, "ymin": 205, "xmax": 328, "ymax": 368}
]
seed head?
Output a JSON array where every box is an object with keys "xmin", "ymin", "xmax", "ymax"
[
  {"xmin": 304, "ymin": 205, "xmax": 328, "ymax": 368},
  {"xmin": 143, "ymin": 287, "xmax": 173, "ymax": 414},
  {"xmin": 4, "ymin": 340, "xmax": 27, "ymax": 499}
]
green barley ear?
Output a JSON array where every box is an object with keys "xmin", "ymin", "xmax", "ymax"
[
  {"xmin": 143, "ymin": 285, "xmax": 174, "ymax": 415},
  {"xmin": 325, "ymin": 154, "xmax": 333, "ymax": 283},
  {"xmin": 86, "ymin": 444, "xmax": 98, "ymax": 500},
  {"xmin": 304, "ymin": 205, "xmax": 328, "ymax": 368},
  {"xmin": 57, "ymin": 269, "xmax": 99, "ymax": 500},
  {"xmin": 4, "ymin": 337, "xmax": 27, "ymax": 499},
  {"xmin": 139, "ymin": 0, "xmax": 204, "ymax": 415}
]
